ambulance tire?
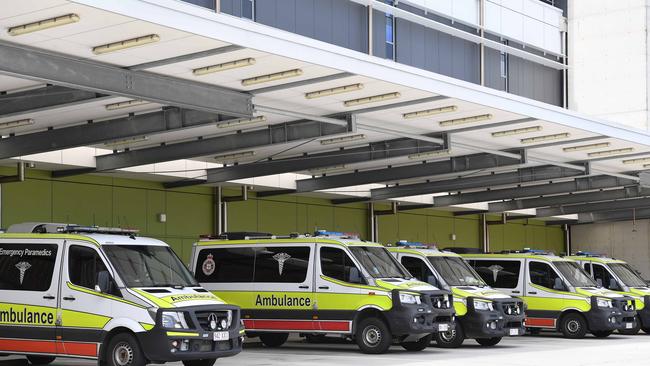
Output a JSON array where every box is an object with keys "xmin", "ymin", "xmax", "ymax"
[
  {"xmin": 559, "ymin": 313, "xmax": 588, "ymax": 339},
  {"xmin": 433, "ymin": 320, "xmax": 465, "ymax": 348},
  {"xmin": 26, "ymin": 356, "xmax": 56, "ymax": 365},
  {"xmin": 618, "ymin": 316, "xmax": 641, "ymax": 335},
  {"xmin": 259, "ymin": 333, "xmax": 289, "ymax": 348},
  {"xmin": 105, "ymin": 333, "xmax": 146, "ymax": 366},
  {"xmin": 182, "ymin": 359, "xmax": 217, "ymax": 366},
  {"xmin": 475, "ymin": 337, "xmax": 502, "ymax": 347},
  {"xmin": 591, "ymin": 331, "xmax": 613, "ymax": 338},
  {"xmin": 400, "ymin": 334, "xmax": 432, "ymax": 351},
  {"xmin": 356, "ymin": 318, "xmax": 392, "ymax": 354}
]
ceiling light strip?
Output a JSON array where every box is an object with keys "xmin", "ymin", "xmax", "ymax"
[
  {"xmin": 402, "ymin": 105, "xmax": 458, "ymax": 119},
  {"xmin": 105, "ymin": 136, "xmax": 148, "ymax": 147},
  {"xmin": 305, "ymin": 83, "xmax": 364, "ymax": 99},
  {"xmin": 563, "ymin": 142, "xmax": 611, "ymax": 152},
  {"xmin": 92, "ymin": 34, "xmax": 161, "ymax": 55},
  {"xmin": 105, "ymin": 100, "xmax": 151, "ymax": 111},
  {"xmin": 0, "ymin": 119, "xmax": 35, "ymax": 130},
  {"xmin": 520, "ymin": 133, "xmax": 570, "ymax": 144},
  {"xmin": 588, "ymin": 148, "xmax": 635, "ymax": 158},
  {"xmin": 439, "ymin": 114, "xmax": 492, "ymax": 127},
  {"xmin": 491, "ymin": 126, "xmax": 543, "ymax": 137},
  {"xmin": 408, "ymin": 149, "xmax": 451, "ymax": 160},
  {"xmin": 216, "ymin": 116, "xmax": 267, "ymax": 129},
  {"xmin": 193, "ymin": 58, "xmax": 256, "ymax": 76},
  {"xmin": 242, "ymin": 69, "xmax": 303, "ymax": 86},
  {"xmin": 623, "ymin": 157, "xmax": 650, "ymax": 165},
  {"xmin": 8, "ymin": 14, "xmax": 80, "ymax": 36},
  {"xmin": 214, "ymin": 151, "xmax": 256, "ymax": 161},
  {"xmin": 320, "ymin": 134, "xmax": 366, "ymax": 145},
  {"xmin": 344, "ymin": 92, "xmax": 401, "ymax": 107}
]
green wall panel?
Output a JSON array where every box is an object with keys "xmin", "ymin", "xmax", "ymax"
[
  {"xmin": 306, "ymin": 204, "xmax": 334, "ymax": 232},
  {"xmin": 165, "ymin": 191, "xmax": 212, "ymax": 237},
  {"xmin": 333, "ymin": 207, "xmax": 367, "ymax": 238},
  {"xmin": 258, "ymin": 200, "xmax": 298, "ymax": 234},
  {"xmin": 2, "ymin": 178, "xmax": 52, "ymax": 224},
  {"xmin": 112, "ymin": 187, "xmax": 147, "ymax": 230},
  {"xmin": 146, "ymin": 190, "xmax": 167, "ymax": 236},
  {"xmin": 227, "ymin": 199, "xmax": 259, "ymax": 232},
  {"xmin": 52, "ymin": 181, "xmax": 113, "ymax": 226}
]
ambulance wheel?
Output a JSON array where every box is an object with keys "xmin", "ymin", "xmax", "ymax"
[
  {"xmin": 26, "ymin": 356, "xmax": 56, "ymax": 365},
  {"xmin": 106, "ymin": 333, "xmax": 146, "ymax": 366},
  {"xmin": 434, "ymin": 320, "xmax": 465, "ymax": 348},
  {"xmin": 400, "ymin": 334, "xmax": 432, "ymax": 351},
  {"xmin": 182, "ymin": 359, "xmax": 217, "ymax": 366},
  {"xmin": 356, "ymin": 317, "xmax": 392, "ymax": 354},
  {"xmin": 591, "ymin": 331, "xmax": 613, "ymax": 338},
  {"xmin": 619, "ymin": 316, "xmax": 641, "ymax": 335},
  {"xmin": 559, "ymin": 313, "xmax": 587, "ymax": 339},
  {"xmin": 259, "ymin": 333, "xmax": 289, "ymax": 347},
  {"xmin": 475, "ymin": 337, "xmax": 502, "ymax": 347}
]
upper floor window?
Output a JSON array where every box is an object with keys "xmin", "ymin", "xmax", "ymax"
[
  {"xmin": 384, "ymin": 0, "xmax": 395, "ymax": 60},
  {"xmin": 242, "ymin": 0, "xmax": 255, "ymax": 20}
]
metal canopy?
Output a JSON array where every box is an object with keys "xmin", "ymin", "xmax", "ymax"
[
  {"xmin": 536, "ymin": 197, "xmax": 650, "ymax": 217},
  {"xmin": 577, "ymin": 208, "xmax": 650, "ymax": 224},
  {"xmin": 296, "ymin": 152, "xmax": 525, "ymax": 192},
  {"xmin": 0, "ymin": 85, "xmax": 109, "ymax": 117},
  {"xmin": 0, "ymin": 41, "xmax": 253, "ymax": 117}
]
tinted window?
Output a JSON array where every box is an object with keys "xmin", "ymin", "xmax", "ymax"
[
  {"xmin": 348, "ymin": 247, "xmax": 409, "ymax": 278},
  {"xmin": 429, "ymin": 257, "xmax": 485, "ymax": 287},
  {"xmin": 470, "ymin": 260, "xmax": 521, "ymax": 289},
  {"xmin": 401, "ymin": 256, "xmax": 438, "ymax": 286},
  {"xmin": 593, "ymin": 263, "xmax": 617, "ymax": 289},
  {"xmin": 0, "ymin": 244, "xmax": 57, "ymax": 291},
  {"xmin": 529, "ymin": 261, "xmax": 562, "ymax": 290},
  {"xmin": 583, "ymin": 262, "xmax": 591, "ymax": 274},
  {"xmin": 195, "ymin": 247, "xmax": 255, "ymax": 283},
  {"xmin": 69, "ymin": 246, "xmax": 120, "ymax": 297},
  {"xmin": 320, "ymin": 247, "xmax": 365, "ymax": 284},
  {"xmin": 253, "ymin": 246, "xmax": 310, "ymax": 283}
]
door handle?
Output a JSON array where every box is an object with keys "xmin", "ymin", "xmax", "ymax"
[
  {"xmin": 298, "ymin": 286, "xmax": 310, "ymax": 289},
  {"xmin": 63, "ymin": 296, "xmax": 76, "ymax": 301},
  {"xmin": 512, "ymin": 291, "xmax": 521, "ymax": 294},
  {"xmin": 527, "ymin": 292, "xmax": 537, "ymax": 295},
  {"xmin": 318, "ymin": 286, "xmax": 330, "ymax": 290},
  {"xmin": 42, "ymin": 295, "xmax": 55, "ymax": 300}
]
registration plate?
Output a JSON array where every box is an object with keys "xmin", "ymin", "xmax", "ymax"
[
  {"xmin": 625, "ymin": 323, "xmax": 634, "ymax": 329},
  {"xmin": 213, "ymin": 331, "xmax": 229, "ymax": 341},
  {"xmin": 509, "ymin": 328, "xmax": 519, "ymax": 336},
  {"xmin": 438, "ymin": 324, "xmax": 450, "ymax": 332}
]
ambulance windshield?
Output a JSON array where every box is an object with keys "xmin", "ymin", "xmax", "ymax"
[
  {"xmin": 348, "ymin": 246, "xmax": 411, "ymax": 279},
  {"xmin": 609, "ymin": 263, "xmax": 648, "ymax": 287},
  {"xmin": 103, "ymin": 245, "xmax": 198, "ymax": 288},
  {"xmin": 428, "ymin": 256, "xmax": 486, "ymax": 287}
]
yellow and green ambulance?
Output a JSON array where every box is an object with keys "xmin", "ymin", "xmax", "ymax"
[
  {"xmin": 388, "ymin": 243, "xmax": 525, "ymax": 348},
  {"xmin": 568, "ymin": 252, "xmax": 650, "ymax": 335},
  {"xmin": 191, "ymin": 231, "xmax": 456, "ymax": 354},
  {"xmin": 463, "ymin": 250, "xmax": 637, "ymax": 339},
  {"xmin": 0, "ymin": 222, "xmax": 243, "ymax": 366}
]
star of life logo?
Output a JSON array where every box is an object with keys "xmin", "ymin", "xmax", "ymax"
[
  {"xmin": 202, "ymin": 254, "xmax": 216, "ymax": 276},
  {"xmin": 16, "ymin": 261, "xmax": 31, "ymax": 285},
  {"xmin": 272, "ymin": 252, "xmax": 292, "ymax": 275},
  {"xmin": 488, "ymin": 264, "xmax": 504, "ymax": 282}
]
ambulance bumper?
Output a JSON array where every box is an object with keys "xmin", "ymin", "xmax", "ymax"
[
  {"xmin": 462, "ymin": 298, "xmax": 526, "ymax": 339},
  {"xmin": 586, "ymin": 296, "xmax": 637, "ymax": 332},
  {"xmin": 139, "ymin": 304, "xmax": 244, "ymax": 362},
  {"xmin": 386, "ymin": 290, "xmax": 455, "ymax": 339},
  {"xmin": 638, "ymin": 296, "xmax": 650, "ymax": 327}
]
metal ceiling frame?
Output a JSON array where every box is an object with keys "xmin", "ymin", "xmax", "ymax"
[
  {"xmin": 0, "ymin": 85, "xmax": 110, "ymax": 117},
  {"xmin": 536, "ymin": 197, "xmax": 650, "ymax": 217}
]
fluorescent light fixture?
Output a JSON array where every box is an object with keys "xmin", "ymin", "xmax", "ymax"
[
  {"xmin": 439, "ymin": 114, "xmax": 492, "ymax": 127},
  {"xmin": 563, "ymin": 142, "xmax": 611, "ymax": 152},
  {"xmin": 408, "ymin": 149, "xmax": 451, "ymax": 160},
  {"xmin": 305, "ymin": 83, "xmax": 364, "ymax": 99},
  {"xmin": 520, "ymin": 133, "xmax": 570, "ymax": 144},
  {"xmin": 623, "ymin": 157, "xmax": 650, "ymax": 165},
  {"xmin": 8, "ymin": 14, "xmax": 80, "ymax": 36},
  {"xmin": 92, "ymin": 34, "xmax": 160, "ymax": 55},
  {"xmin": 491, "ymin": 126, "xmax": 542, "ymax": 137},
  {"xmin": 105, "ymin": 136, "xmax": 148, "ymax": 147},
  {"xmin": 308, "ymin": 165, "xmax": 347, "ymax": 174},
  {"xmin": 402, "ymin": 105, "xmax": 458, "ymax": 119},
  {"xmin": 320, "ymin": 134, "xmax": 366, "ymax": 145},
  {"xmin": 241, "ymin": 69, "xmax": 303, "ymax": 86},
  {"xmin": 105, "ymin": 100, "xmax": 151, "ymax": 111},
  {"xmin": 344, "ymin": 92, "xmax": 400, "ymax": 107},
  {"xmin": 214, "ymin": 151, "xmax": 256, "ymax": 161},
  {"xmin": 0, "ymin": 118, "xmax": 35, "ymax": 130},
  {"xmin": 193, "ymin": 58, "xmax": 256, "ymax": 76},
  {"xmin": 588, "ymin": 148, "xmax": 635, "ymax": 158},
  {"xmin": 216, "ymin": 116, "xmax": 267, "ymax": 129}
]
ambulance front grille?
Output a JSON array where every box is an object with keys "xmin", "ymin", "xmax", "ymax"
[
  {"xmin": 195, "ymin": 310, "xmax": 232, "ymax": 331},
  {"xmin": 429, "ymin": 295, "xmax": 451, "ymax": 309},
  {"xmin": 500, "ymin": 302, "xmax": 523, "ymax": 316}
]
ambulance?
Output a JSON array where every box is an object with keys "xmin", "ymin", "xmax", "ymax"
[
  {"xmin": 0, "ymin": 222, "xmax": 243, "ymax": 366},
  {"xmin": 463, "ymin": 250, "xmax": 637, "ymax": 338},
  {"xmin": 388, "ymin": 243, "xmax": 525, "ymax": 348},
  {"xmin": 568, "ymin": 252, "xmax": 650, "ymax": 335},
  {"xmin": 191, "ymin": 231, "xmax": 456, "ymax": 354}
]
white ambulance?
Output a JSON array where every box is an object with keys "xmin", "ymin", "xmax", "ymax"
[{"xmin": 0, "ymin": 223, "xmax": 243, "ymax": 366}]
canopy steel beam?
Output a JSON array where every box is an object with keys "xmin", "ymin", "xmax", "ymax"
[
  {"xmin": 371, "ymin": 165, "xmax": 585, "ymax": 201},
  {"xmin": 577, "ymin": 208, "xmax": 650, "ymax": 224},
  {"xmin": 0, "ymin": 85, "xmax": 109, "ymax": 117},
  {"xmin": 297, "ymin": 151, "xmax": 525, "ymax": 192},
  {"xmin": 331, "ymin": 197, "xmax": 372, "ymax": 205},
  {"xmin": 488, "ymin": 186, "xmax": 647, "ymax": 212},
  {"xmin": 201, "ymin": 137, "xmax": 442, "ymax": 184},
  {"xmin": 127, "ymin": 45, "xmax": 244, "ymax": 70},
  {"xmin": 95, "ymin": 118, "xmax": 352, "ymax": 172},
  {"xmin": 1, "ymin": 107, "xmax": 223, "ymax": 160},
  {"xmin": 0, "ymin": 41, "xmax": 253, "ymax": 117},
  {"xmin": 536, "ymin": 197, "xmax": 650, "ymax": 217},
  {"xmin": 255, "ymin": 189, "xmax": 297, "ymax": 198},
  {"xmin": 397, "ymin": 204, "xmax": 434, "ymax": 211},
  {"xmin": 434, "ymin": 175, "xmax": 636, "ymax": 208}
]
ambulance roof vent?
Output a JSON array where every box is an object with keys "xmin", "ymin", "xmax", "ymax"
[
  {"xmin": 6, "ymin": 222, "xmax": 139, "ymax": 235},
  {"xmin": 573, "ymin": 251, "xmax": 605, "ymax": 257}
]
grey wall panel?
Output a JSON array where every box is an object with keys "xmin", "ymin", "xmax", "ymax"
[
  {"xmin": 372, "ymin": 9, "xmax": 387, "ymax": 58},
  {"xmin": 255, "ymin": 0, "xmax": 368, "ymax": 53},
  {"xmin": 508, "ymin": 54, "xmax": 562, "ymax": 106},
  {"xmin": 181, "ymin": 0, "xmax": 216, "ymax": 9},
  {"xmin": 220, "ymin": 0, "xmax": 242, "ymax": 16},
  {"xmin": 484, "ymin": 47, "xmax": 506, "ymax": 91}
]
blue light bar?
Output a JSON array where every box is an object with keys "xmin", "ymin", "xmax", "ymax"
[
  {"xmin": 315, "ymin": 230, "xmax": 359, "ymax": 239},
  {"xmin": 396, "ymin": 240, "xmax": 430, "ymax": 249}
]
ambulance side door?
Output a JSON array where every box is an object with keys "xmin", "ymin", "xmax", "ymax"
[
  {"xmin": 0, "ymin": 239, "xmax": 61, "ymax": 354},
  {"xmin": 397, "ymin": 253, "xmax": 441, "ymax": 288},
  {"xmin": 58, "ymin": 241, "xmax": 120, "ymax": 358},
  {"xmin": 468, "ymin": 258, "xmax": 524, "ymax": 296},
  {"xmin": 524, "ymin": 259, "xmax": 569, "ymax": 328}
]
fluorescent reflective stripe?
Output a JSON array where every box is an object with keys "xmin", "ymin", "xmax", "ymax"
[
  {"xmin": 526, "ymin": 318, "xmax": 556, "ymax": 328},
  {"xmin": 243, "ymin": 319, "xmax": 351, "ymax": 332},
  {"xmin": 166, "ymin": 331, "xmax": 200, "ymax": 337}
]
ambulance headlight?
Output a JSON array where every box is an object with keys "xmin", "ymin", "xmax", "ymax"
[
  {"xmin": 161, "ymin": 311, "xmax": 189, "ymax": 329},
  {"xmin": 473, "ymin": 300, "xmax": 494, "ymax": 311},
  {"xmin": 596, "ymin": 298, "xmax": 613, "ymax": 308},
  {"xmin": 399, "ymin": 293, "xmax": 421, "ymax": 305}
]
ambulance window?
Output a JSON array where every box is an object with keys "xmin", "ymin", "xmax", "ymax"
[
  {"xmin": 470, "ymin": 260, "xmax": 521, "ymax": 289},
  {"xmin": 320, "ymin": 247, "xmax": 365, "ymax": 284},
  {"xmin": 583, "ymin": 263, "xmax": 592, "ymax": 274},
  {"xmin": 0, "ymin": 244, "xmax": 57, "ymax": 292},
  {"xmin": 253, "ymin": 246, "xmax": 310, "ymax": 283},
  {"xmin": 593, "ymin": 264, "xmax": 617, "ymax": 290},
  {"xmin": 195, "ymin": 248, "xmax": 255, "ymax": 283},
  {"xmin": 529, "ymin": 261, "xmax": 561, "ymax": 290},
  {"xmin": 69, "ymin": 246, "xmax": 120, "ymax": 296},
  {"xmin": 401, "ymin": 256, "xmax": 436, "ymax": 285}
]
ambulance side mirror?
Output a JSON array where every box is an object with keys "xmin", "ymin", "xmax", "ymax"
[
  {"xmin": 596, "ymin": 278, "xmax": 603, "ymax": 287},
  {"xmin": 96, "ymin": 270, "xmax": 111, "ymax": 293},
  {"xmin": 609, "ymin": 278, "xmax": 620, "ymax": 291},
  {"xmin": 553, "ymin": 277, "xmax": 566, "ymax": 291}
]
